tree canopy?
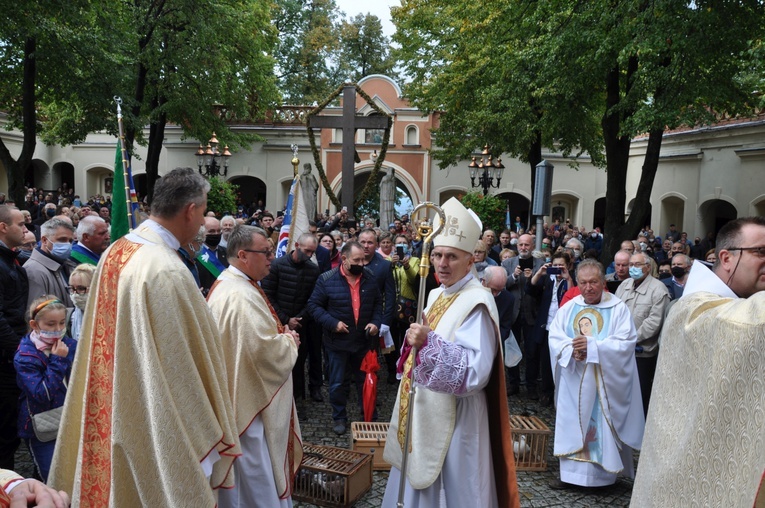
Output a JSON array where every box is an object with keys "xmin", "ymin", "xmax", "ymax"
[{"xmin": 392, "ymin": 0, "xmax": 765, "ymax": 261}]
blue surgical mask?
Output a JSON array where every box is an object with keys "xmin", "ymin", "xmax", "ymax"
[
  {"xmin": 629, "ymin": 267, "xmax": 644, "ymax": 280},
  {"xmin": 545, "ymin": 257, "xmax": 551, "ymax": 263},
  {"xmin": 50, "ymin": 241, "xmax": 72, "ymax": 260}
]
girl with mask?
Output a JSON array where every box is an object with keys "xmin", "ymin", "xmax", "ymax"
[
  {"xmin": 14, "ymin": 297, "xmax": 77, "ymax": 481},
  {"xmin": 67, "ymin": 264, "xmax": 96, "ymax": 340}
]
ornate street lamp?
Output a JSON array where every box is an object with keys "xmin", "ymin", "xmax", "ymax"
[
  {"xmin": 468, "ymin": 145, "xmax": 504, "ymax": 195},
  {"xmin": 195, "ymin": 132, "xmax": 231, "ymax": 178}
]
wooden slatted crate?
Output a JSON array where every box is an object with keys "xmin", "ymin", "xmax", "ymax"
[
  {"xmin": 510, "ymin": 415, "xmax": 551, "ymax": 471},
  {"xmin": 350, "ymin": 421, "xmax": 391, "ymax": 471},
  {"xmin": 292, "ymin": 443, "xmax": 373, "ymax": 507}
]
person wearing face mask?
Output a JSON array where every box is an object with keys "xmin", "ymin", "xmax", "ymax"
[
  {"xmin": 584, "ymin": 229, "xmax": 603, "ymax": 257},
  {"xmin": 261, "ymin": 233, "xmax": 321, "ymax": 402},
  {"xmin": 15, "ymin": 231, "xmax": 36, "ymax": 266},
  {"xmin": 67, "ymin": 264, "xmax": 96, "ymax": 341},
  {"xmin": 14, "ymin": 297, "xmax": 77, "ymax": 481},
  {"xmin": 197, "ymin": 216, "xmax": 229, "ymax": 295},
  {"xmin": 307, "ymin": 241, "xmax": 381, "ymax": 435},
  {"xmin": 24, "ymin": 218, "xmax": 75, "ymax": 308},
  {"xmin": 615, "ymin": 252, "xmax": 670, "ymax": 417},
  {"xmin": 178, "ymin": 226, "xmax": 205, "ymax": 292},
  {"xmin": 662, "ymin": 253, "xmax": 691, "ymax": 300}
]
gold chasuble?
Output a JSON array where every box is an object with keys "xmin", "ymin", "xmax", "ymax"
[
  {"xmin": 207, "ymin": 268, "xmax": 303, "ymax": 499},
  {"xmin": 49, "ymin": 227, "xmax": 241, "ymax": 507}
]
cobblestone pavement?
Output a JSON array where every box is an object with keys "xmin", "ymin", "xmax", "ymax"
[
  {"xmin": 292, "ymin": 368, "xmax": 635, "ymax": 508},
  {"xmin": 14, "ymin": 369, "xmax": 635, "ymax": 507}
]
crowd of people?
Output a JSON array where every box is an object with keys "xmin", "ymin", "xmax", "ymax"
[{"xmin": 0, "ymin": 173, "xmax": 763, "ymax": 507}]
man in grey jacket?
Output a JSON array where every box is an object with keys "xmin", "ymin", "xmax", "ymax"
[
  {"xmin": 24, "ymin": 218, "xmax": 75, "ymax": 308},
  {"xmin": 615, "ymin": 251, "xmax": 670, "ymax": 416}
]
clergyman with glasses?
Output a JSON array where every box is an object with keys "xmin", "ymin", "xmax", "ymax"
[{"xmin": 633, "ymin": 216, "xmax": 765, "ymax": 507}]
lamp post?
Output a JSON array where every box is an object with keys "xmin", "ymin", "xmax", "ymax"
[
  {"xmin": 468, "ymin": 145, "xmax": 504, "ymax": 196},
  {"xmin": 195, "ymin": 132, "xmax": 231, "ymax": 178}
]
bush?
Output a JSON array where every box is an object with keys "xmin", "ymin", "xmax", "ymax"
[
  {"xmin": 206, "ymin": 177, "xmax": 239, "ymax": 217},
  {"xmin": 459, "ymin": 191, "xmax": 506, "ymax": 233}
]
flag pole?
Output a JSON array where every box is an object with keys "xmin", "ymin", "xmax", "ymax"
[
  {"xmin": 114, "ymin": 96, "xmax": 133, "ymax": 229},
  {"xmin": 288, "ymin": 144, "xmax": 301, "ymax": 248}
]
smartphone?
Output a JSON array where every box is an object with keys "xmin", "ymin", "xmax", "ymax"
[
  {"xmin": 276, "ymin": 210, "xmax": 284, "ymax": 218},
  {"xmin": 342, "ymin": 206, "xmax": 348, "ymax": 212},
  {"xmin": 325, "ymin": 209, "xmax": 330, "ymax": 215},
  {"xmin": 396, "ymin": 246, "xmax": 405, "ymax": 258},
  {"xmin": 547, "ymin": 266, "xmax": 562, "ymax": 275}
]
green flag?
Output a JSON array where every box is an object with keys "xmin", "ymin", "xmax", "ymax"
[{"xmin": 111, "ymin": 141, "xmax": 130, "ymax": 241}]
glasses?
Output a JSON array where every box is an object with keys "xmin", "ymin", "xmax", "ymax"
[
  {"xmin": 67, "ymin": 285, "xmax": 89, "ymax": 295},
  {"xmin": 728, "ymin": 246, "xmax": 765, "ymax": 258},
  {"xmin": 628, "ymin": 262, "xmax": 647, "ymax": 267},
  {"xmin": 242, "ymin": 248, "xmax": 274, "ymax": 257}
]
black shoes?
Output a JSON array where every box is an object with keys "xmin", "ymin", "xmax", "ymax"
[
  {"xmin": 332, "ymin": 421, "xmax": 346, "ymax": 435},
  {"xmin": 310, "ymin": 388, "xmax": 323, "ymax": 402},
  {"xmin": 507, "ymin": 384, "xmax": 519, "ymax": 396}
]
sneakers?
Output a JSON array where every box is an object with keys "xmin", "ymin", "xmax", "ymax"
[{"xmin": 332, "ymin": 421, "xmax": 346, "ymax": 435}]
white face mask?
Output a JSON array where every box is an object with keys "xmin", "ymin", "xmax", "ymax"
[
  {"xmin": 71, "ymin": 292, "xmax": 89, "ymax": 310},
  {"xmin": 37, "ymin": 328, "xmax": 66, "ymax": 345}
]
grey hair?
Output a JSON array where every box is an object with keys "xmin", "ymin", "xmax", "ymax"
[
  {"xmin": 566, "ymin": 238, "xmax": 584, "ymax": 250},
  {"xmin": 0, "ymin": 205, "xmax": 19, "ymax": 225},
  {"xmin": 220, "ymin": 215, "xmax": 236, "ymax": 226},
  {"xmin": 193, "ymin": 225, "xmax": 206, "ymax": 244},
  {"xmin": 41, "ymin": 218, "xmax": 75, "ymax": 238},
  {"xmin": 576, "ymin": 259, "xmax": 605, "ymax": 281},
  {"xmin": 77, "ymin": 215, "xmax": 106, "ymax": 237},
  {"xmin": 150, "ymin": 167, "xmax": 210, "ymax": 218},
  {"xmin": 226, "ymin": 225, "xmax": 268, "ymax": 260}
]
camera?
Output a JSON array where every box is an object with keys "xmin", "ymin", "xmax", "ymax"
[{"xmin": 547, "ymin": 266, "xmax": 562, "ymax": 275}]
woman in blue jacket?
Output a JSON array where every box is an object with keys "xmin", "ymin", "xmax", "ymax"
[{"xmin": 15, "ymin": 296, "xmax": 77, "ymax": 481}]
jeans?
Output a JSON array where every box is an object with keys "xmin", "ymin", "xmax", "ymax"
[{"xmin": 325, "ymin": 348, "xmax": 367, "ymax": 423}]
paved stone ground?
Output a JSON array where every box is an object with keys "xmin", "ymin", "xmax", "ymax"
[
  {"xmin": 13, "ymin": 367, "xmax": 635, "ymax": 507},
  {"xmin": 292, "ymin": 367, "xmax": 635, "ymax": 507}
]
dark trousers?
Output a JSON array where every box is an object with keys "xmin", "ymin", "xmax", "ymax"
[
  {"xmin": 636, "ymin": 355, "xmax": 658, "ymax": 418},
  {"xmin": 0, "ymin": 360, "xmax": 20, "ymax": 470},
  {"xmin": 385, "ymin": 321, "xmax": 406, "ymax": 380},
  {"xmin": 507, "ymin": 322, "xmax": 537, "ymax": 389},
  {"xmin": 325, "ymin": 348, "xmax": 367, "ymax": 423},
  {"xmin": 538, "ymin": 329, "xmax": 555, "ymax": 398},
  {"xmin": 292, "ymin": 318, "xmax": 323, "ymax": 397}
]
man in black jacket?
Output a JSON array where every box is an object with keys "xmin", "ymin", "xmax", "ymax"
[
  {"xmin": 358, "ymin": 229, "xmax": 395, "ymax": 342},
  {"xmin": 0, "ymin": 206, "xmax": 30, "ymax": 469},
  {"xmin": 308, "ymin": 241, "xmax": 381, "ymax": 435},
  {"xmin": 261, "ymin": 233, "xmax": 322, "ymax": 401}
]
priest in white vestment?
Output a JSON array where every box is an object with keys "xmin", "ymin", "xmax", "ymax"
[
  {"xmin": 383, "ymin": 197, "xmax": 519, "ymax": 508},
  {"xmin": 208, "ymin": 225, "xmax": 303, "ymax": 508},
  {"xmin": 632, "ymin": 217, "xmax": 765, "ymax": 507},
  {"xmin": 548, "ymin": 259, "xmax": 644, "ymax": 488},
  {"xmin": 49, "ymin": 168, "xmax": 241, "ymax": 507}
]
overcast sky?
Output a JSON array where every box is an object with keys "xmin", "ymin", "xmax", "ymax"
[{"xmin": 334, "ymin": 0, "xmax": 399, "ymax": 38}]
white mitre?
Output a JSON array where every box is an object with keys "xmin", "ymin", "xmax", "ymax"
[{"xmin": 433, "ymin": 197, "xmax": 482, "ymax": 254}]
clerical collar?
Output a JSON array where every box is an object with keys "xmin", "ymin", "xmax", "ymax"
[
  {"xmin": 140, "ymin": 219, "xmax": 181, "ymax": 251},
  {"xmin": 227, "ymin": 264, "xmax": 253, "ymax": 282},
  {"xmin": 683, "ymin": 260, "xmax": 738, "ymax": 299},
  {"xmin": 441, "ymin": 272, "xmax": 474, "ymax": 295}
]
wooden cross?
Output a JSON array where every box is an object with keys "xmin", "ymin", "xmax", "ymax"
[{"xmin": 308, "ymin": 85, "xmax": 390, "ymax": 218}]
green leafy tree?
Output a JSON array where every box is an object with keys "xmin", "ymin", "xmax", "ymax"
[
  {"xmin": 335, "ymin": 14, "xmax": 397, "ymax": 83},
  {"xmin": 273, "ymin": 0, "xmax": 341, "ymax": 104},
  {"xmin": 0, "ymin": 1, "xmax": 122, "ymax": 204},
  {"xmin": 206, "ymin": 177, "xmax": 239, "ymax": 216},
  {"xmin": 115, "ymin": 0, "xmax": 281, "ymax": 203},
  {"xmin": 460, "ymin": 192, "xmax": 505, "ymax": 235},
  {"xmin": 393, "ymin": 0, "xmax": 765, "ymax": 262}
]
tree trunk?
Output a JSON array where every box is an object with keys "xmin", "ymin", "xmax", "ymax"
[
  {"xmin": 1, "ymin": 37, "xmax": 37, "ymax": 205},
  {"xmin": 145, "ymin": 95, "xmax": 167, "ymax": 205},
  {"xmin": 600, "ymin": 64, "xmax": 631, "ymax": 264},
  {"xmin": 526, "ymin": 128, "xmax": 542, "ymax": 230}
]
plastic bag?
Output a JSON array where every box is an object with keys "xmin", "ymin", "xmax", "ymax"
[{"xmin": 504, "ymin": 331, "xmax": 522, "ymax": 368}]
